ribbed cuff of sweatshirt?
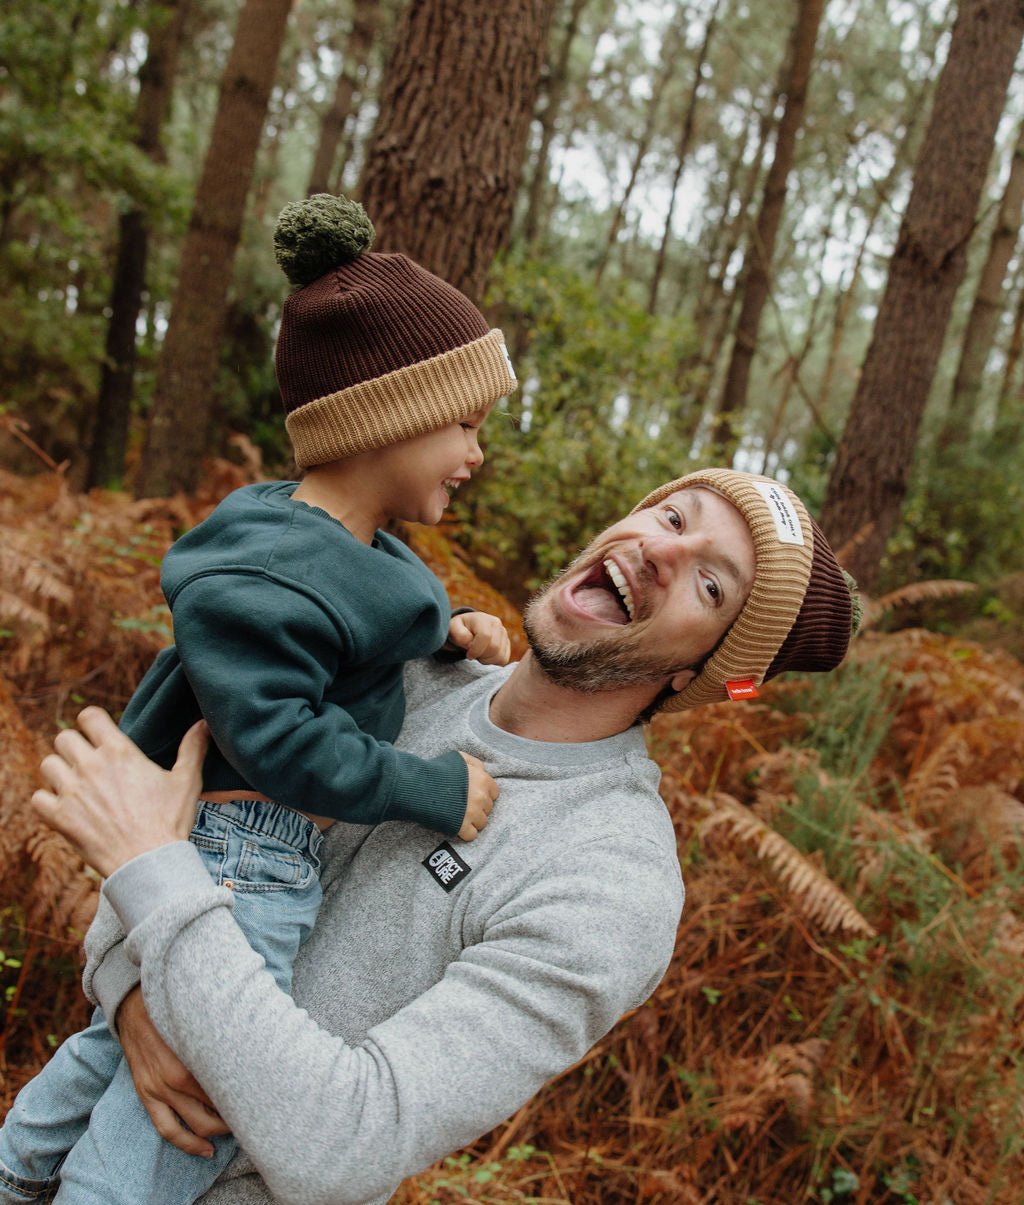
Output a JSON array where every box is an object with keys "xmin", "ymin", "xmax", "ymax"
[
  {"xmin": 104, "ymin": 840, "xmax": 225, "ymax": 934},
  {"xmin": 384, "ymin": 748, "xmax": 469, "ymax": 836},
  {"xmin": 89, "ymin": 943, "xmax": 141, "ymax": 1033}
]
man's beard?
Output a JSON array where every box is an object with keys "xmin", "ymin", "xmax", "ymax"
[{"xmin": 522, "ymin": 554, "xmax": 693, "ymax": 694}]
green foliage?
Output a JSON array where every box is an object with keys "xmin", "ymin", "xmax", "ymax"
[
  {"xmin": 889, "ymin": 421, "xmax": 1024, "ymax": 588},
  {"xmin": 456, "ymin": 253, "xmax": 701, "ymax": 599},
  {"xmin": 0, "ymin": 1, "xmax": 189, "ymax": 455}
]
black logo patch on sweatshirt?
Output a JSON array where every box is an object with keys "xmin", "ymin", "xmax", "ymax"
[{"xmin": 422, "ymin": 841, "xmax": 471, "ymax": 893}]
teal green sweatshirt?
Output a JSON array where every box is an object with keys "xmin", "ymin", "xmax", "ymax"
[{"xmin": 119, "ymin": 481, "xmax": 469, "ymax": 834}]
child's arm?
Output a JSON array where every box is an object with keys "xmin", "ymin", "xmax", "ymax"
[
  {"xmin": 445, "ymin": 611, "xmax": 512, "ymax": 666},
  {"xmin": 170, "ymin": 574, "xmax": 474, "ymax": 835}
]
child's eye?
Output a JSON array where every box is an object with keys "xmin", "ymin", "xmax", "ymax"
[
  {"xmin": 703, "ymin": 576, "xmax": 721, "ymax": 603},
  {"xmin": 665, "ymin": 506, "xmax": 683, "ymax": 530}
]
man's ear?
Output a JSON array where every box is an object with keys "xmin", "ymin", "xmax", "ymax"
[{"xmin": 669, "ymin": 667, "xmax": 696, "ymax": 693}]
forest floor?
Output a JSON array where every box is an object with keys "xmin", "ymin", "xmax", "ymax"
[{"xmin": 1, "ymin": 459, "xmax": 1022, "ymax": 1205}]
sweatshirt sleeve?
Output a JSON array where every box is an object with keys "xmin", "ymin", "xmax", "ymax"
[
  {"xmin": 81, "ymin": 895, "xmax": 138, "ymax": 1030},
  {"xmin": 107, "ymin": 838, "xmax": 682, "ymax": 1205},
  {"xmin": 172, "ymin": 573, "xmax": 468, "ymax": 834}
]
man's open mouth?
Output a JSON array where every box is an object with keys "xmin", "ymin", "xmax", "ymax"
[{"xmin": 569, "ymin": 558, "xmax": 636, "ymax": 625}]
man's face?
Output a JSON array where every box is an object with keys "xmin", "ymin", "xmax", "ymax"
[{"xmin": 522, "ymin": 487, "xmax": 756, "ymax": 694}]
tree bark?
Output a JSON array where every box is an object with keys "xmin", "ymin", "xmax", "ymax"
[
  {"xmin": 711, "ymin": 0, "xmax": 826, "ymax": 457},
  {"xmin": 86, "ymin": 0, "xmax": 190, "ymax": 491},
  {"xmin": 136, "ymin": 0, "xmax": 294, "ymax": 498},
  {"xmin": 937, "ymin": 115, "xmax": 1024, "ymax": 450},
  {"xmin": 306, "ymin": 0, "xmax": 379, "ymax": 196},
  {"xmin": 358, "ymin": 0, "xmax": 557, "ymax": 304},
  {"xmin": 820, "ymin": 0, "xmax": 1024, "ymax": 590}
]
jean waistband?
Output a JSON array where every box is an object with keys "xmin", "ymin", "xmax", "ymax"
[{"xmin": 196, "ymin": 798, "xmax": 324, "ymax": 858}]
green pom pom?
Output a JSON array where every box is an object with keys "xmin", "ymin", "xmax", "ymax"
[{"xmin": 273, "ymin": 193, "xmax": 375, "ymax": 287}]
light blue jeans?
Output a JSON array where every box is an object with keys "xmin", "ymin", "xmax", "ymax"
[{"xmin": 0, "ymin": 800, "xmax": 323, "ymax": 1204}]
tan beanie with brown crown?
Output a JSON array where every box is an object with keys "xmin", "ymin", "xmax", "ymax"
[{"xmin": 631, "ymin": 468, "xmax": 860, "ymax": 711}]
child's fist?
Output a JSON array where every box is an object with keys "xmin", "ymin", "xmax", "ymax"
[
  {"xmin": 458, "ymin": 751, "xmax": 499, "ymax": 841},
  {"xmin": 447, "ymin": 611, "xmax": 512, "ymax": 666}
]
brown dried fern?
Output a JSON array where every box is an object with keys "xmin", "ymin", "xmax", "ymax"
[
  {"xmin": 860, "ymin": 579, "xmax": 978, "ymax": 631},
  {"xmin": 698, "ymin": 793, "xmax": 877, "ymax": 937}
]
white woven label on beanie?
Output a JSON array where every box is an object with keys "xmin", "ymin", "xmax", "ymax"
[
  {"xmin": 752, "ymin": 480, "xmax": 805, "ymax": 545},
  {"xmin": 501, "ymin": 341, "xmax": 517, "ymax": 383}
]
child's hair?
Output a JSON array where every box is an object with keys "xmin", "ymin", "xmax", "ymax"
[{"xmin": 272, "ymin": 194, "xmax": 517, "ymax": 469}]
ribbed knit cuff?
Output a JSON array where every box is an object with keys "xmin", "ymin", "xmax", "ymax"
[
  {"xmin": 104, "ymin": 841, "xmax": 217, "ymax": 933},
  {"xmin": 89, "ymin": 944, "xmax": 141, "ymax": 1032},
  {"xmin": 287, "ymin": 329, "xmax": 517, "ymax": 468},
  {"xmin": 384, "ymin": 748, "xmax": 470, "ymax": 836}
]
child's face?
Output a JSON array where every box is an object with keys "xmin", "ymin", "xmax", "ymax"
[{"xmin": 374, "ymin": 404, "xmax": 492, "ymax": 527}]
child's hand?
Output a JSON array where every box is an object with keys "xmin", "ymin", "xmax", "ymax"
[
  {"xmin": 458, "ymin": 751, "xmax": 498, "ymax": 841},
  {"xmin": 447, "ymin": 611, "xmax": 512, "ymax": 666}
]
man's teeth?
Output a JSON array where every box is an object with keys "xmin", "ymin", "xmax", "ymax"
[{"xmin": 603, "ymin": 559, "xmax": 635, "ymax": 619}]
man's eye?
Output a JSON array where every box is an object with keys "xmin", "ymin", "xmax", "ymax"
[{"xmin": 665, "ymin": 507, "xmax": 683, "ymax": 530}]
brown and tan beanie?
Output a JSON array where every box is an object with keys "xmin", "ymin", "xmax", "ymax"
[
  {"xmin": 631, "ymin": 468, "xmax": 860, "ymax": 712},
  {"xmin": 273, "ymin": 194, "xmax": 518, "ymax": 469}
]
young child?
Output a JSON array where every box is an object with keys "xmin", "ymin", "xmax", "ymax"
[{"xmin": 0, "ymin": 194, "xmax": 518, "ymax": 1205}]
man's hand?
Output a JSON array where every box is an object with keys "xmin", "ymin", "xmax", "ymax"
[
  {"xmin": 118, "ymin": 987, "xmax": 229, "ymax": 1157},
  {"xmin": 457, "ymin": 751, "xmax": 499, "ymax": 841},
  {"xmin": 31, "ymin": 707, "xmax": 208, "ymax": 879},
  {"xmin": 447, "ymin": 611, "xmax": 512, "ymax": 667}
]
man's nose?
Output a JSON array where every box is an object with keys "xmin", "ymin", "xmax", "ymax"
[{"xmin": 641, "ymin": 533, "xmax": 707, "ymax": 579}]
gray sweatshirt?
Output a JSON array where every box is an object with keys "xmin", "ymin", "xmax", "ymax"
[{"xmin": 91, "ymin": 659, "xmax": 684, "ymax": 1205}]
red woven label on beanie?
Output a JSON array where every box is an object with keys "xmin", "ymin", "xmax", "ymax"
[{"xmin": 725, "ymin": 679, "xmax": 759, "ymax": 701}]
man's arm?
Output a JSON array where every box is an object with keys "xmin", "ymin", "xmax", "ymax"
[
  {"xmin": 105, "ymin": 835, "xmax": 679, "ymax": 1205},
  {"xmin": 34, "ymin": 707, "xmax": 681, "ymax": 1205}
]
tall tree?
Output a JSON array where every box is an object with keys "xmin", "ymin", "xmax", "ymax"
[
  {"xmin": 521, "ymin": 0, "xmax": 591, "ymax": 251},
  {"xmin": 593, "ymin": 6, "xmax": 684, "ymax": 286},
  {"xmin": 710, "ymin": 0, "xmax": 826, "ymax": 455},
  {"xmin": 306, "ymin": 0, "xmax": 379, "ymax": 196},
  {"xmin": 647, "ymin": 0, "xmax": 721, "ymax": 314},
  {"xmin": 936, "ymin": 116, "xmax": 1024, "ymax": 451},
  {"xmin": 820, "ymin": 0, "xmax": 1024, "ymax": 589},
  {"xmin": 358, "ymin": 0, "xmax": 557, "ymax": 303},
  {"xmin": 86, "ymin": 0, "xmax": 191, "ymax": 491},
  {"xmin": 135, "ymin": 0, "xmax": 294, "ymax": 498}
]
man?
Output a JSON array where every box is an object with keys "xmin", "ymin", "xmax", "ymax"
[{"xmin": 19, "ymin": 469, "xmax": 856, "ymax": 1205}]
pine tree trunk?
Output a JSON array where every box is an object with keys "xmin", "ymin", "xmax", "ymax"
[
  {"xmin": 306, "ymin": 0, "xmax": 378, "ymax": 196},
  {"xmin": 593, "ymin": 7, "xmax": 683, "ymax": 286},
  {"xmin": 689, "ymin": 60, "xmax": 783, "ymax": 415},
  {"xmin": 999, "ymin": 262, "xmax": 1024, "ymax": 409},
  {"xmin": 521, "ymin": 0, "xmax": 590, "ymax": 251},
  {"xmin": 358, "ymin": 0, "xmax": 557, "ymax": 303},
  {"xmin": 86, "ymin": 1, "xmax": 190, "ymax": 491},
  {"xmin": 820, "ymin": 0, "xmax": 1024, "ymax": 590},
  {"xmin": 937, "ymin": 116, "xmax": 1024, "ymax": 450},
  {"xmin": 818, "ymin": 92, "xmax": 931, "ymax": 411},
  {"xmin": 136, "ymin": 0, "xmax": 294, "ymax": 498},
  {"xmin": 711, "ymin": 0, "xmax": 826, "ymax": 457},
  {"xmin": 647, "ymin": 0, "xmax": 720, "ymax": 314}
]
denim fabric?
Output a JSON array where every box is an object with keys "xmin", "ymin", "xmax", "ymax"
[{"xmin": 0, "ymin": 801, "xmax": 323, "ymax": 1205}]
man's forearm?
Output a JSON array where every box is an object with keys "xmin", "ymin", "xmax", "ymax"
[{"xmin": 104, "ymin": 840, "xmax": 657, "ymax": 1205}]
